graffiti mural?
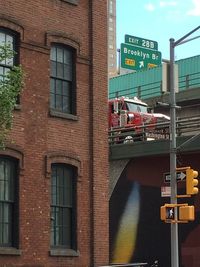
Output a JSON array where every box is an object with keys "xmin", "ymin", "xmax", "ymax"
[
  {"xmin": 111, "ymin": 181, "xmax": 140, "ymax": 263},
  {"xmin": 110, "ymin": 155, "xmax": 200, "ymax": 267}
]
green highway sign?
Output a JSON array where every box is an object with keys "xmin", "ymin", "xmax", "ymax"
[
  {"xmin": 125, "ymin": 34, "xmax": 158, "ymax": 51},
  {"xmin": 120, "ymin": 43, "xmax": 162, "ymax": 71}
]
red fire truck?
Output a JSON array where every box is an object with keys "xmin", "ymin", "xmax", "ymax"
[{"xmin": 108, "ymin": 96, "xmax": 170, "ymax": 142}]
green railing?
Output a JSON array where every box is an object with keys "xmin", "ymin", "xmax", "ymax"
[
  {"xmin": 109, "ymin": 71, "xmax": 200, "ymax": 100},
  {"xmin": 108, "ymin": 115, "xmax": 200, "ymax": 145}
]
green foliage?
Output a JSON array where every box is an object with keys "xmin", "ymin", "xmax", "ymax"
[{"xmin": 0, "ymin": 44, "xmax": 24, "ymax": 149}]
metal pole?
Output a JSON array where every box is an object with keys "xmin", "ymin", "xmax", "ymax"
[
  {"xmin": 168, "ymin": 26, "xmax": 200, "ymax": 267},
  {"xmin": 169, "ymin": 38, "xmax": 179, "ymax": 267},
  {"xmin": 117, "ymin": 49, "xmax": 121, "ymax": 75}
]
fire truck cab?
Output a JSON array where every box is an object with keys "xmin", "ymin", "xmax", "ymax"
[{"xmin": 108, "ymin": 96, "xmax": 170, "ymax": 129}]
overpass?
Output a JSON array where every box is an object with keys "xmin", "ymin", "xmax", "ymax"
[
  {"xmin": 109, "ymin": 115, "xmax": 200, "ymax": 196},
  {"xmin": 108, "ymin": 55, "xmax": 200, "ymax": 266},
  {"xmin": 109, "ymin": 119, "xmax": 200, "ymax": 267},
  {"xmin": 109, "ymin": 55, "xmax": 200, "ymax": 196}
]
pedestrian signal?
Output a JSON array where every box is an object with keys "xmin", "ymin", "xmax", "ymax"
[
  {"xmin": 160, "ymin": 205, "xmax": 175, "ymax": 221},
  {"xmin": 161, "ymin": 204, "xmax": 195, "ymax": 223},
  {"xmin": 179, "ymin": 205, "xmax": 195, "ymax": 221}
]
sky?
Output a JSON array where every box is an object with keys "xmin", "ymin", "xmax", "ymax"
[{"xmin": 116, "ymin": 0, "xmax": 200, "ymax": 61}]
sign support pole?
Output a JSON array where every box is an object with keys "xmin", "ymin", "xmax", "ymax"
[
  {"xmin": 169, "ymin": 25, "xmax": 200, "ymax": 267},
  {"xmin": 169, "ymin": 38, "xmax": 179, "ymax": 267}
]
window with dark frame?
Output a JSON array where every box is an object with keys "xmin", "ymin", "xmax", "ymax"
[
  {"xmin": 50, "ymin": 44, "xmax": 76, "ymax": 115},
  {"xmin": 0, "ymin": 28, "xmax": 19, "ymax": 104},
  {"xmin": 0, "ymin": 157, "xmax": 18, "ymax": 247},
  {"xmin": 50, "ymin": 163, "xmax": 76, "ymax": 249}
]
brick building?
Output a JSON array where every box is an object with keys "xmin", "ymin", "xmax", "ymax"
[
  {"xmin": 107, "ymin": 0, "xmax": 117, "ymax": 78},
  {"xmin": 0, "ymin": 1, "xmax": 109, "ymax": 266}
]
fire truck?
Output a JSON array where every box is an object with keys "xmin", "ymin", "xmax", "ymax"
[{"xmin": 108, "ymin": 96, "xmax": 170, "ymax": 142}]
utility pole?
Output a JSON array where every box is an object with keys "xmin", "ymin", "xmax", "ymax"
[
  {"xmin": 170, "ymin": 37, "xmax": 179, "ymax": 267},
  {"xmin": 169, "ymin": 25, "xmax": 200, "ymax": 267}
]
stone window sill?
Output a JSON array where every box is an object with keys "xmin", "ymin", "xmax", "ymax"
[
  {"xmin": 0, "ymin": 247, "xmax": 22, "ymax": 255},
  {"xmin": 49, "ymin": 109, "xmax": 78, "ymax": 121},
  {"xmin": 61, "ymin": 0, "xmax": 79, "ymax": 5},
  {"xmin": 50, "ymin": 248, "xmax": 80, "ymax": 257}
]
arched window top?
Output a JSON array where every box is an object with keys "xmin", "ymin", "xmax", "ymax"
[
  {"xmin": 45, "ymin": 151, "xmax": 82, "ymax": 180},
  {"xmin": 0, "ymin": 27, "xmax": 19, "ymax": 36},
  {"xmin": 0, "ymin": 18, "xmax": 24, "ymax": 41},
  {"xmin": 0, "ymin": 146, "xmax": 24, "ymax": 172},
  {"xmin": 46, "ymin": 31, "xmax": 80, "ymax": 54}
]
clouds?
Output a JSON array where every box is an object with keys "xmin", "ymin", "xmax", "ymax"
[
  {"xmin": 187, "ymin": 0, "xmax": 200, "ymax": 16},
  {"xmin": 144, "ymin": 3, "xmax": 155, "ymax": 11},
  {"xmin": 144, "ymin": 1, "xmax": 178, "ymax": 12},
  {"xmin": 144, "ymin": 0, "xmax": 200, "ymax": 17},
  {"xmin": 159, "ymin": 1, "xmax": 177, "ymax": 7}
]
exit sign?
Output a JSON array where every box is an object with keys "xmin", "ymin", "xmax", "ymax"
[
  {"xmin": 120, "ymin": 43, "xmax": 162, "ymax": 71},
  {"xmin": 125, "ymin": 34, "xmax": 158, "ymax": 51}
]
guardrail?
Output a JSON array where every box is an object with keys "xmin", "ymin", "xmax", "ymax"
[
  {"xmin": 108, "ymin": 115, "xmax": 200, "ymax": 145},
  {"xmin": 109, "ymin": 70, "xmax": 200, "ymax": 100}
]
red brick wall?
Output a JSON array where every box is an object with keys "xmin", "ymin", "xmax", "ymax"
[{"xmin": 0, "ymin": 0, "xmax": 109, "ymax": 266}]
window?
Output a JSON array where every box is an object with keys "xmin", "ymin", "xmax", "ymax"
[
  {"xmin": 50, "ymin": 164, "xmax": 76, "ymax": 250},
  {"xmin": 0, "ymin": 29, "xmax": 18, "ymax": 81},
  {"xmin": 50, "ymin": 44, "xmax": 76, "ymax": 115},
  {"xmin": 0, "ymin": 28, "xmax": 19, "ymax": 104},
  {"xmin": 0, "ymin": 157, "xmax": 18, "ymax": 247}
]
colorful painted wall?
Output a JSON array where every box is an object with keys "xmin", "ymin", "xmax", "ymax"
[{"xmin": 110, "ymin": 153, "xmax": 200, "ymax": 267}]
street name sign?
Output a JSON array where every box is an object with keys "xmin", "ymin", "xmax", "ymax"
[
  {"xmin": 120, "ymin": 43, "xmax": 162, "ymax": 71},
  {"xmin": 164, "ymin": 171, "xmax": 186, "ymax": 183},
  {"xmin": 125, "ymin": 34, "xmax": 158, "ymax": 51}
]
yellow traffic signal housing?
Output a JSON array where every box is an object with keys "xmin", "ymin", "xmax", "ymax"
[
  {"xmin": 179, "ymin": 205, "xmax": 195, "ymax": 221},
  {"xmin": 160, "ymin": 206, "xmax": 166, "ymax": 221},
  {"xmin": 160, "ymin": 205, "xmax": 175, "ymax": 221},
  {"xmin": 186, "ymin": 168, "xmax": 199, "ymax": 195},
  {"xmin": 160, "ymin": 204, "xmax": 195, "ymax": 223}
]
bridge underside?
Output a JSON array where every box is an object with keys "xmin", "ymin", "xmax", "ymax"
[
  {"xmin": 109, "ymin": 135, "xmax": 200, "ymax": 160},
  {"xmin": 109, "ymin": 134, "xmax": 200, "ymax": 198},
  {"xmin": 109, "ymin": 150, "xmax": 200, "ymax": 266},
  {"xmin": 109, "ymin": 135, "xmax": 200, "ymax": 266}
]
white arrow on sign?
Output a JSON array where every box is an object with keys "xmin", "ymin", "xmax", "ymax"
[
  {"xmin": 164, "ymin": 171, "xmax": 186, "ymax": 183},
  {"xmin": 139, "ymin": 61, "xmax": 144, "ymax": 68}
]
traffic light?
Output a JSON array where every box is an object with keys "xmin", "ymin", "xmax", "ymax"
[
  {"xmin": 179, "ymin": 205, "xmax": 195, "ymax": 221},
  {"xmin": 160, "ymin": 205, "xmax": 175, "ymax": 221},
  {"xmin": 186, "ymin": 168, "xmax": 199, "ymax": 195},
  {"xmin": 161, "ymin": 204, "xmax": 195, "ymax": 223}
]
